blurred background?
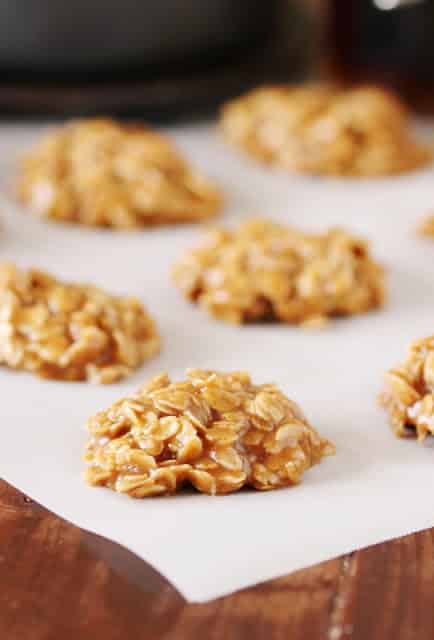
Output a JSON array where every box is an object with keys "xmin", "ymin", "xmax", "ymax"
[{"xmin": 0, "ymin": 0, "xmax": 432, "ymax": 118}]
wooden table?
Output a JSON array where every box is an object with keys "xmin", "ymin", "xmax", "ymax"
[{"xmin": 1, "ymin": 479, "xmax": 433, "ymax": 640}]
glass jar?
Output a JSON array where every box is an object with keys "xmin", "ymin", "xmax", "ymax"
[{"xmin": 329, "ymin": 0, "xmax": 434, "ymax": 112}]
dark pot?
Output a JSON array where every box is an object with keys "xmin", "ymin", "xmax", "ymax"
[{"xmin": 0, "ymin": 0, "xmax": 276, "ymax": 72}]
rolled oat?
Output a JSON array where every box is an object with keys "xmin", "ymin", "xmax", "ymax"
[
  {"xmin": 0, "ymin": 263, "xmax": 160, "ymax": 383},
  {"xmin": 84, "ymin": 369, "xmax": 335, "ymax": 496}
]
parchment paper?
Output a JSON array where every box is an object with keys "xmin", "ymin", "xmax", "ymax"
[{"xmin": 1, "ymin": 121, "xmax": 434, "ymax": 602}]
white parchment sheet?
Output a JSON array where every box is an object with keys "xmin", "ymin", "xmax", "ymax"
[{"xmin": 1, "ymin": 121, "xmax": 434, "ymax": 602}]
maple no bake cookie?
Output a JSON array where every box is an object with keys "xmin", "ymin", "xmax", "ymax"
[
  {"xmin": 0, "ymin": 264, "xmax": 159, "ymax": 383},
  {"xmin": 381, "ymin": 336, "xmax": 434, "ymax": 439},
  {"xmin": 418, "ymin": 214, "xmax": 434, "ymax": 237},
  {"xmin": 172, "ymin": 218, "xmax": 385, "ymax": 326},
  {"xmin": 221, "ymin": 85, "xmax": 431, "ymax": 176},
  {"xmin": 17, "ymin": 118, "xmax": 222, "ymax": 228},
  {"xmin": 84, "ymin": 369, "xmax": 334, "ymax": 497}
]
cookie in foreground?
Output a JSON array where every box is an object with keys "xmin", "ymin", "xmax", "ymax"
[
  {"xmin": 17, "ymin": 118, "xmax": 222, "ymax": 228},
  {"xmin": 380, "ymin": 336, "xmax": 434, "ymax": 439},
  {"xmin": 0, "ymin": 263, "xmax": 160, "ymax": 383},
  {"xmin": 220, "ymin": 85, "xmax": 431, "ymax": 176},
  {"xmin": 84, "ymin": 369, "xmax": 335, "ymax": 497},
  {"xmin": 172, "ymin": 218, "xmax": 385, "ymax": 326}
]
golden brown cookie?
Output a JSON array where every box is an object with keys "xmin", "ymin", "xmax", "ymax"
[
  {"xmin": 172, "ymin": 218, "xmax": 385, "ymax": 326},
  {"xmin": 84, "ymin": 369, "xmax": 334, "ymax": 496},
  {"xmin": 418, "ymin": 214, "xmax": 434, "ymax": 237},
  {"xmin": 0, "ymin": 263, "xmax": 160, "ymax": 383},
  {"xmin": 221, "ymin": 85, "xmax": 431, "ymax": 176},
  {"xmin": 17, "ymin": 118, "xmax": 222, "ymax": 228},
  {"xmin": 381, "ymin": 336, "xmax": 434, "ymax": 439}
]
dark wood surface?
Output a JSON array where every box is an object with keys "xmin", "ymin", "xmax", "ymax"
[{"xmin": 1, "ymin": 479, "xmax": 434, "ymax": 640}]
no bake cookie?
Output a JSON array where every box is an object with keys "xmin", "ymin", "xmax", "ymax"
[
  {"xmin": 84, "ymin": 369, "xmax": 334, "ymax": 496},
  {"xmin": 0, "ymin": 264, "xmax": 159, "ymax": 383},
  {"xmin": 221, "ymin": 85, "xmax": 430, "ymax": 176},
  {"xmin": 381, "ymin": 336, "xmax": 434, "ymax": 439},
  {"xmin": 418, "ymin": 214, "xmax": 434, "ymax": 237},
  {"xmin": 17, "ymin": 118, "xmax": 222, "ymax": 228},
  {"xmin": 173, "ymin": 218, "xmax": 385, "ymax": 326}
]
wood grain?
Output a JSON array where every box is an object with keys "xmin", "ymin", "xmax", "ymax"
[{"xmin": 0, "ymin": 478, "xmax": 433, "ymax": 640}]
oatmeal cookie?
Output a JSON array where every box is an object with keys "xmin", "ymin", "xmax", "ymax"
[
  {"xmin": 172, "ymin": 218, "xmax": 385, "ymax": 325},
  {"xmin": 84, "ymin": 369, "xmax": 334, "ymax": 496},
  {"xmin": 418, "ymin": 214, "xmax": 434, "ymax": 237},
  {"xmin": 221, "ymin": 85, "xmax": 431, "ymax": 176},
  {"xmin": 0, "ymin": 263, "xmax": 160, "ymax": 383},
  {"xmin": 381, "ymin": 336, "xmax": 434, "ymax": 439},
  {"xmin": 17, "ymin": 118, "xmax": 222, "ymax": 228}
]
